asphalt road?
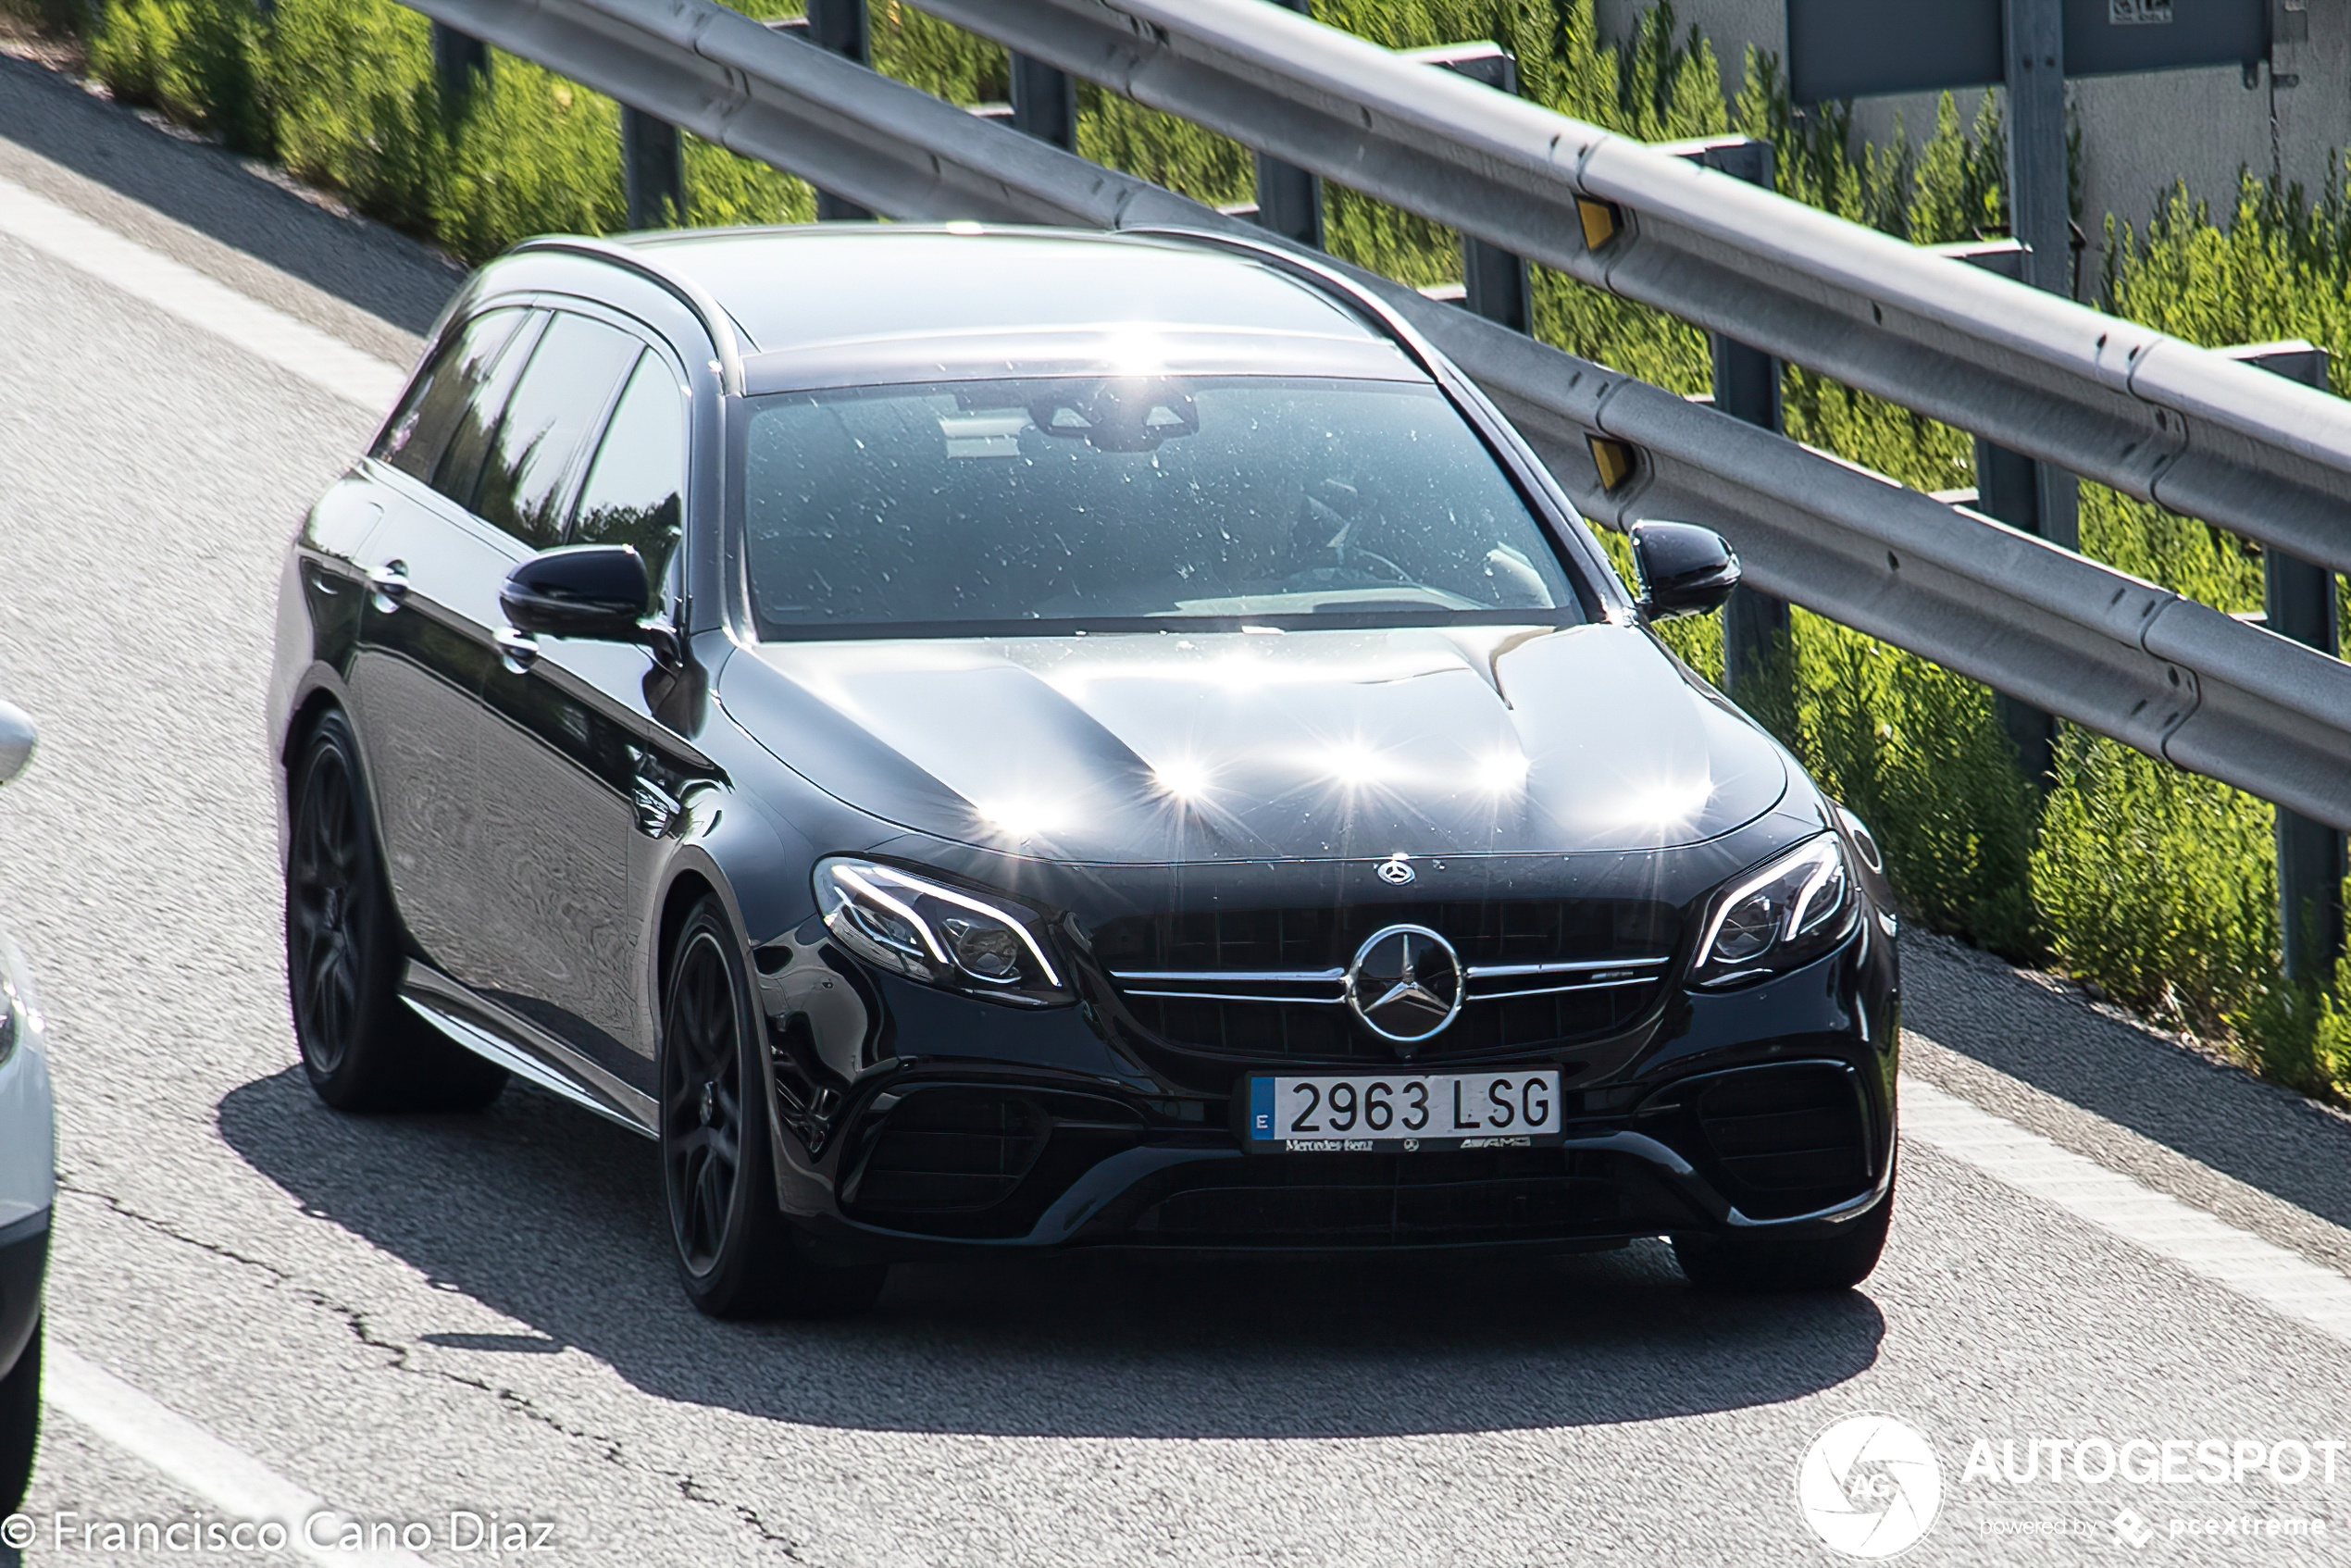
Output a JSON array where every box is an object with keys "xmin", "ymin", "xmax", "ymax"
[{"xmin": 2, "ymin": 49, "xmax": 2350, "ymax": 1567}]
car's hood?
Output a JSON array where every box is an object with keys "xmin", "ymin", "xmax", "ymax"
[{"xmin": 719, "ymin": 623, "xmax": 1788, "ymax": 865}]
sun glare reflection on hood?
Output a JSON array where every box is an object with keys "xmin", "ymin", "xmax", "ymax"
[{"xmin": 738, "ymin": 624, "xmax": 1788, "ymax": 863}]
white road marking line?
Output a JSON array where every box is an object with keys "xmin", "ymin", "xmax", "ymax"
[
  {"xmin": 0, "ymin": 172, "xmax": 406, "ymax": 411},
  {"xmin": 1901, "ymin": 1076, "xmax": 2351, "ymax": 1345},
  {"xmin": 43, "ymin": 1344, "xmax": 429, "ymax": 1567}
]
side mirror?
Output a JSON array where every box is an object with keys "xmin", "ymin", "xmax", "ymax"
[
  {"xmin": 501, "ymin": 545, "xmax": 653, "ymax": 642},
  {"xmin": 1629, "ymin": 520, "xmax": 1740, "ymax": 620},
  {"xmin": 0, "ymin": 702, "xmax": 33, "ymax": 787}
]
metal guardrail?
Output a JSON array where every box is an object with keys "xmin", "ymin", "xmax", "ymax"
[{"xmin": 400, "ymin": 0, "xmax": 2351, "ymax": 834}]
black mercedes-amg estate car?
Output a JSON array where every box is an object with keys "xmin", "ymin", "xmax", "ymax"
[{"xmin": 268, "ymin": 224, "xmax": 1899, "ymax": 1315}]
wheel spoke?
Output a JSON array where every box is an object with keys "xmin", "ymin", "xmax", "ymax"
[
  {"xmin": 696, "ymin": 1156, "xmax": 728, "ymax": 1250},
  {"xmin": 687, "ymin": 957, "xmax": 720, "ymax": 1055},
  {"xmin": 320, "ymin": 972, "xmax": 349, "ymax": 1053},
  {"xmin": 306, "ymin": 936, "xmax": 340, "ymax": 1008}
]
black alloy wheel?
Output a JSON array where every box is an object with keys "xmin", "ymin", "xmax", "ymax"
[
  {"xmin": 660, "ymin": 897, "xmax": 886, "ymax": 1318},
  {"xmin": 284, "ymin": 710, "xmax": 506, "ymax": 1113},
  {"xmin": 0, "ymin": 1316, "xmax": 37, "ymax": 1515},
  {"xmin": 1673, "ymin": 1167, "xmax": 1896, "ymax": 1293}
]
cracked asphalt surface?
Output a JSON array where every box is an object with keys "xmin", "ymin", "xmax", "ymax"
[{"xmin": 3, "ymin": 48, "xmax": 2351, "ymax": 1565}]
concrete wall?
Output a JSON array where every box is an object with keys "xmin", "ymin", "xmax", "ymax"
[{"xmin": 1594, "ymin": 1, "xmax": 2351, "ymax": 294}]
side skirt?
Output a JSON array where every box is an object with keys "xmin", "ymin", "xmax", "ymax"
[{"xmin": 400, "ymin": 963, "xmax": 659, "ymax": 1138}]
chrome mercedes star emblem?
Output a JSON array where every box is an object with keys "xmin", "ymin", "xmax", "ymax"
[
  {"xmin": 1344, "ymin": 924, "xmax": 1464, "ymax": 1049},
  {"xmin": 1375, "ymin": 854, "xmax": 1416, "ymax": 886}
]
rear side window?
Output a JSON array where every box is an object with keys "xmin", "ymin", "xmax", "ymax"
[
  {"xmin": 570, "ymin": 353, "xmax": 687, "ymax": 607},
  {"xmin": 430, "ymin": 311, "xmax": 548, "ymax": 511},
  {"xmin": 374, "ymin": 307, "xmax": 529, "ymax": 484},
  {"xmin": 472, "ymin": 312, "xmax": 642, "ymax": 549}
]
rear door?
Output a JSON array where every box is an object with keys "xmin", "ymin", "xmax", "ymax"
[{"xmin": 347, "ymin": 305, "xmax": 544, "ymax": 977}]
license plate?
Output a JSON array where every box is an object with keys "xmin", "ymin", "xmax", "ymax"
[{"xmin": 1244, "ymin": 1069, "xmax": 1564, "ymax": 1152}]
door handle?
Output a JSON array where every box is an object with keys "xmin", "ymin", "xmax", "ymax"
[
  {"xmin": 495, "ymin": 626, "xmax": 540, "ymax": 674},
  {"xmin": 365, "ymin": 559, "xmax": 410, "ymax": 613}
]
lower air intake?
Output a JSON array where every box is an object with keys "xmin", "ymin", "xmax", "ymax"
[
  {"xmin": 1692, "ymin": 1063, "xmax": 1871, "ymax": 1219},
  {"xmin": 849, "ymin": 1089, "xmax": 1050, "ymax": 1213}
]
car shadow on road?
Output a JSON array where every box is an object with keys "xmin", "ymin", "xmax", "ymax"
[{"xmin": 217, "ymin": 1067, "xmax": 1884, "ymax": 1440}]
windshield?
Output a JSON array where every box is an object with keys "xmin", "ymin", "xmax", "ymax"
[{"xmin": 739, "ymin": 376, "xmax": 1586, "ymax": 637}]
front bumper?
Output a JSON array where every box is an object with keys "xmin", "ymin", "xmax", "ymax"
[{"xmin": 764, "ymin": 911, "xmax": 1900, "ymax": 1261}]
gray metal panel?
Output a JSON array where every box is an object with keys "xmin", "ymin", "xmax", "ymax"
[
  {"xmin": 2067, "ymin": 0, "xmax": 2269, "ymax": 78},
  {"xmin": 1786, "ymin": 0, "xmax": 2002, "ymax": 103},
  {"xmin": 1789, "ymin": 0, "xmax": 2266, "ymax": 101}
]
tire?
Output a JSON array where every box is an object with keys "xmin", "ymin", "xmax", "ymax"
[
  {"xmin": 661, "ymin": 897, "xmax": 887, "ymax": 1319},
  {"xmin": 284, "ymin": 709, "xmax": 506, "ymax": 1113},
  {"xmin": 0, "ymin": 1316, "xmax": 38, "ymax": 1516},
  {"xmin": 1673, "ymin": 1173, "xmax": 1896, "ymax": 1294}
]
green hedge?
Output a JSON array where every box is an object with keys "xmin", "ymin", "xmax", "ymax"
[
  {"xmin": 81, "ymin": 0, "xmax": 810, "ymax": 252},
  {"xmin": 56, "ymin": 0, "xmax": 2351, "ymax": 1098}
]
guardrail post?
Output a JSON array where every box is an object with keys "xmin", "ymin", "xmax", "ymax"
[
  {"xmin": 431, "ymin": 22, "xmax": 491, "ymax": 119},
  {"xmin": 1405, "ymin": 44, "xmax": 1532, "ymax": 335},
  {"xmin": 2226, "ymin": 341, "xmax": 2346, "ymax": 986},
  {"xmin": 622, "ymin": 106, "xmax": 686, "ymax": 230},
  {"xmin": 1011, "ymin": 55, "xmax": 1078, "ymax": 152},
  {"xmin": 1932, "ymin": 237, "xmax": 2062, "ymax": 784},
  {"xmin": 2001, "ymin": 0, "xmax": 2080, "ymax": 558},
  {"xmin": 1670, "ymin": 138, "xmax": 1786, "ymax": 710},
  {"xmin": 806, "ymin": 0, "xmax": 875, "ymax": 219},
  {"xmin": 1250, "ymin": 0, "xmax": 1323, "ymax": 247}
]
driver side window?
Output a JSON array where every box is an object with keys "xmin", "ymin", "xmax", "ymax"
[{"xmin": 568, "ymin": 352, "xmax": 687, "ymax": 612}]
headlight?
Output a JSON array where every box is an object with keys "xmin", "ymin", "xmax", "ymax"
[
  {"xmin": 814, "ymin": 858, "xmax": 1071, "ymax": 1008},
  {"xmin": 1690, "ymin": 834, "xmax": 1859, "ymax": 988}
]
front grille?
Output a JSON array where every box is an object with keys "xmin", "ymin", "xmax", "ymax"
[
  {"xmin": 1122, "ymin": 979, "xmax": 1658, "ymax": 1064},
  {"xmin": 847, "ymin": 1089, "xmax": 1051, "ymax": 1213},
  {"xmin": 1130, "ymin": 1148, "xmax": 1621, "ymax": 1245},
  {"xmin": 1100, "ymin": 899, "xmax": 1677, "ymax": 1062},
  {"xmin": 1692, "ymin": 1063, "xmax": 1871, "ymax": 1219},
  {"xmin": 1094, "ymin": 899, "xmax": 1676, "ymax": 972}
]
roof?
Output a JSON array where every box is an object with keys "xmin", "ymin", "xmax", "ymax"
[{"xmin": 615, "ymin": 225, "xmax": 1424, "ymax": 392}]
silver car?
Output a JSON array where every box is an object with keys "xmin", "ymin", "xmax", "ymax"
[{"xmin": 0, "ymin": 702, "xmax": 54, "ymax": 1514}]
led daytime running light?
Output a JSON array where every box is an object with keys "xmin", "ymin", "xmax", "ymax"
[{"xmin": 832, "ymin": 865, "xmax": 950, "ymax": 964}]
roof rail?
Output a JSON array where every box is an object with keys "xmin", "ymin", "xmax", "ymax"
[{"xmin": 510, "ymin": 235, "xmax": 748, "ymax": 394}]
